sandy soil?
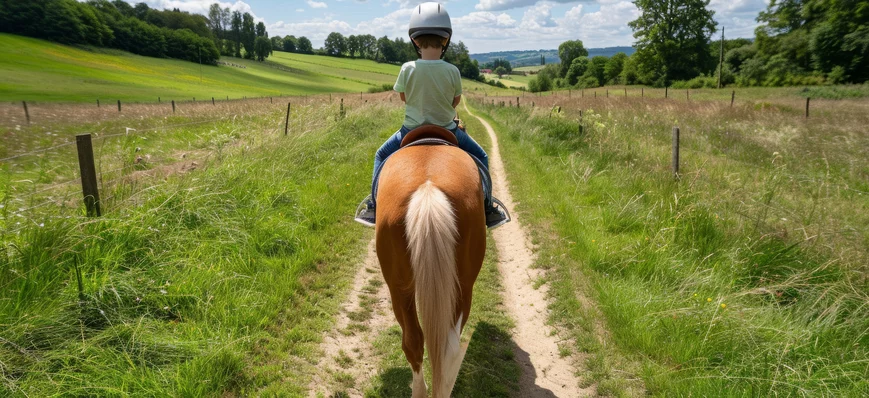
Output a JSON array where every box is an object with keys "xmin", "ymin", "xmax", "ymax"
[{"xmin": 307, "ymin": 239, "xmax": 393, "ymax": 397}]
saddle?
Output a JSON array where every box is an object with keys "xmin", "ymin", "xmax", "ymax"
[{"xmin": 400, "ymin": 125, "xmax": 458, "ymax": 148}]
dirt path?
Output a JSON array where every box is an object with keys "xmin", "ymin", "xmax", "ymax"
[
  {"xmin": 307, "ymin": 239, "xmax": 393, "ymax": 397},
  {"xmin": 465, "ymin": 103, "xmax": 592, "ymax": 397}
]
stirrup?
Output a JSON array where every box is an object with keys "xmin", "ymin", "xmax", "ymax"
[
  {"xmin": 486, "ymin": 197, "xmax": 511, "ymax": 230},
  {"xmin": 354, "ymin": 195, "xmax": 376, "ymax": 228}
]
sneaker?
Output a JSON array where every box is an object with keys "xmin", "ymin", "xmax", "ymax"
[
  {"xmin": 354, "ymin": 196, "xmax": 376, "ymax": 227},
  {"xmin": 485, "ymin": 204, "xmax": 509, "ymax": 229}
]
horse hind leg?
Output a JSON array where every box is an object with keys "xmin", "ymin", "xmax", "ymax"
[{"xmin": 390, "ymin": 289, "xmax": 428, "ymax": 398}]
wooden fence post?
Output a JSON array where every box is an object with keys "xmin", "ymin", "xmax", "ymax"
[
  {"xmin": 193, "ymin": 97, "xmax": 196, "ymax": 103},
  {"xmin": 579, "ymin": 110, "xmax": 584, "ymax": 135},
  {"xmin": 340, "ymin": 98, "xmax": 344, "ymax": 118},
  {"xmin": 665, "ymin": 87, "xmax": 668, "ymax": 99},
  {"xmin": 805, "ymin": 97, "xmax": 810, "ymax": 119},
  {"xmin": 672, "ymin": 127, "xmax": 680, "ymax": 178},
  {"xmin": 75, "ymin": 134, "xmax": 101, "ymax": 217},
  {"xmin": 22, "ymin": 101, "xmax": 30, "ymax": 124},
  {"xmin": 284, "ymin": 102, "xmax": 291, "ymax": 135},
  {"xmin": 517, "ymin": 97, "xmax": 520, "ymax": 108},
  {"xmin": 625, "ymin": 88, "xmax": 627, "ymax": 97},
  {"xmin": 731, "ymin": 90, "xmax": 735, "ymax": 107},
  {"xmin": 686, "ymin": 90, "xmax": 689, "ymax": 101},
  {"xmin": 117, "ymin": 100, "xmax": 121, "ymax": 112},
  {"xmin": 172, "ymin": 100, "xmax": 175, "ymax": 113},
  {"xmin": 212, "ymin": 97, "xmax": 215, "ymax": 106},
  {"xmin": 606, "ymin": 89, "xmax": 609, "ymax": 98},
  {"xmin": 158, "ymin": 97, "xmax": 161, "ymax": 103},
  {"xmin": 97, "ymin": 99, "xmax": 100, "ymax": 108}
]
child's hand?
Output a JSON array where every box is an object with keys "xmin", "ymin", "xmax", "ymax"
[{"xmin": 454, "ymin": 118, "xmax": 465, "ymax": 131}]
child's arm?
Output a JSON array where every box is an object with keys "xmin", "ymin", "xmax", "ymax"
[
  {"xmin": 452, "ymin": 95, "xmax": 461, "ymax": 108},
  {"xmin": 400, "ymin": 93, "xmax": 406, "ymax": 103}
]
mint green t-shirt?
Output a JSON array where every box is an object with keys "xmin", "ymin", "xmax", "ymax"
[{"xmin": 393, "ymin": 60, "xmax": 462, "ymax": 130}]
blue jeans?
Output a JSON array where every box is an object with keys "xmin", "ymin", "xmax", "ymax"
[{"xmin": 371, "ymin": 125, "xmax": 492, "ymax": 208}]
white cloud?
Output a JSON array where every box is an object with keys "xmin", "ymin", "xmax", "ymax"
[
  {"xmin": 475, "ymin": 0, "xmax": 586, "ymax": 12},
  {"xmin": 307, "ymin": 0, "xmax": 328, "ymax": 8},
  {"xmin": 296, "ymin": 8, "xmax": 305, "ymax": 12}
]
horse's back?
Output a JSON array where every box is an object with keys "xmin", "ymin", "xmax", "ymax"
[{"xmin": 376, "ymin": 146, "xmax": 484, "ymax": 230}]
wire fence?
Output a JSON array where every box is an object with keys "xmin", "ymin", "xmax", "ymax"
[{"xmin": 1, "ymin": 92, "xmax": 375, "ymax": 235}]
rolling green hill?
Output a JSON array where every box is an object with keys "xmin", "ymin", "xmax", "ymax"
[
  {"xmin": 0, "ymin": 34, "xmax": 390, "ymax": 103},
  {"xmin": 0, "ymin": 34, "xmax": 516, "ymax": 103}
]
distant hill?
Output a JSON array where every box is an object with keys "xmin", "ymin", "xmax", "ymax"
[{"xmin": 472, "ymin": 46, "xmax": 635, "ymax": 67}]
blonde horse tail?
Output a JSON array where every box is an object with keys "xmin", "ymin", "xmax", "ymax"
[{"xmin": 405, "ymin": 180, "xmax": 460, "ymax": 396}]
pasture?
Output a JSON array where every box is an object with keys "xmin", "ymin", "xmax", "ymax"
[
  {"xmin": 474, "ymin": 90, "xmax": 869, "ymax": 395},
  {"xmin": 0, "ymin": 34, "xmax": 382, "ymax": 103}
]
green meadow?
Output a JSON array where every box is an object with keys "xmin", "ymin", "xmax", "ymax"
[
  {"xmin": 0, "ymin": 34, "xmax": 518, "ymax": 104},
  {"xmin": 471, "ymin": 92, "xmax": 869, "ymax": 396},
  {"xmin": 0, "ymin": 34, "xmax": 380, "ymax": 103}
]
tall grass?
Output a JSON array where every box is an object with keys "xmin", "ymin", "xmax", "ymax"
[
  {"xmin": 472, "ymin": 93, "xmax": 869, "ymax": 396},
  {"xmin": 0, "ymin": 101, "xmax": 396, "ymax": 395}
]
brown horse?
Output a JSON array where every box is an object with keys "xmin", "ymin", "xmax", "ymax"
[{"xmin": 375, "ymin": 126, "xmax": 486, "ymax": 397}]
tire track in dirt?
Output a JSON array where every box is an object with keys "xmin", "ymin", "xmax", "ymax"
[
  {"xmin": 307, "ymin": 239, "xmax": 393, "ymax": 397},
  {"xmin": 465, "ymin": 103, "xmax": 593, "ymax": 397}
]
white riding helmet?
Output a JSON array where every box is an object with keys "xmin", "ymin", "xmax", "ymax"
[{"xmin": 408, "ymin": 2, "xmax": 452, "ymax": 58}]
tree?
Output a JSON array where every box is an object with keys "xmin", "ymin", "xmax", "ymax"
[
  {"xmin": 241, "ymin": 12, "xmax": 255, "ymax": 58},
  {"xmin": 254, "ymin": 36, "xmax": 271, "ymax": 61},
  {"xmin": 255, "ymin": 21, "xmax": 266, "ymax": 37},
  {"xmin": 558, "ymin": 40, "xmax": 588, "ymax": 77},
  {"xmin": 324, "ymin": 32, "xmax": 347, "ymax": 56},
  {"xmin": 207, "ymin": 3, "xmax": 222, "ymax": 44},
  {"xmin": 357, "ymin": 34, "xmax": 377, "ymax": 59},
  {"xmin": 230, "ymin": 11, "xmax": 241, "ymax": 57},
  {"xmin": 494, "ymin": 66, "xmax": 507, "ymax": 77},
  {"xmin": 566, "ymin": 57, "xmax": 589, "ymax": 85},
  {"xmin": 375, "ymin": 35, "xmax": 396, "ymax": 63},
  {"xmin": 628, "ymin": 0, "xmax": 717, "ymax": 85},
  {"xmin": 490, "ymin": 58, "xmax": 512, "ymax": 74},
  {"xmin": 604, "ymin": 52, "xmax": 628, "ymax": 84},
  {"xmin": 270, "ymin": 36, "xmax": 282, "ymax": 53},
  {"xmin": 297, "ymin": 36, "xmax": 313, "ymax": 53},
  {"xmin": 346, "ymin": 34, "xmax": 360, "ymax": 57},
  {"xmin": 283, "ymin": 35, "xmax": 297, "ymax": 52},
  {"xmin": 541, "ymin": 54, "xmax": 545, "ymax": 65}
]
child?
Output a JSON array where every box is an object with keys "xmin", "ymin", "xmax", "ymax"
[{"xmin": 355, "ymin": 2, "xmax": 508, "ymax": 229}]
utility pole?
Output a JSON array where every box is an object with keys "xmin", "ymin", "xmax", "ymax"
[
  {"xmin": 717, "ymin": 26, "xmax": 724, "ymax": 89},
  {"xmin": 199, "ymin": 45, "xmax": 203, "ymax": 84}
]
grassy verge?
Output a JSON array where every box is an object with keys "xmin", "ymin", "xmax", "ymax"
[
  {"xmin": 0, "ymin": 102, "xmax": 398, "ymax": 396},
  {"xmin": 471, "ymin": 94, "xmax": 868, "ymax": 396},
  {"xmin": 363, "ymin": 109, "xmax": 522, "ymax": 397}
]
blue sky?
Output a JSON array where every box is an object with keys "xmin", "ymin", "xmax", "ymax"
[{"xmin": 129, "ymin": 0, "xmax": 770, "ymax": 54}]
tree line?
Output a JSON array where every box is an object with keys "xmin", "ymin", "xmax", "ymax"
[
  {"xmin": 0, "ymin": 0, "xmax": 221, "ymax": 65},
  {"xmin": 525, "ymin": 0, "xmax": 867, "ymax": 92},
  {"xmin": 276, "ymin": 30, "xmax": 482, "ymax": 81}
]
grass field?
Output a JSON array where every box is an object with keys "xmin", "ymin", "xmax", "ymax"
[
  {"xmin": 0, "ymin": 34, "xmax": 382, "ymax": 102},
  {"xmin": 472, "ymin": 93, "xmax": 869, "ymax": 396},
  {"xmin": 0, "ymin": 34, "xmax": 519, "ymax": 104},
  {"xmin": 0, "ymin": 96, "xmax": 395, "ymax": 396},
  {"xmin": 514, "ymin": 65, "xmax": 545, "ymax": 73}
]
